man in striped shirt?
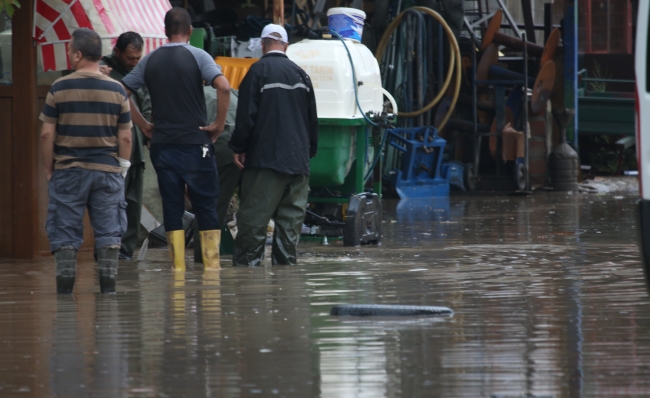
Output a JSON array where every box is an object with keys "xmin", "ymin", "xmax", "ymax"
[{"xmin": 40, "ymin": 28, "xmax": 133, "ymax": 294}]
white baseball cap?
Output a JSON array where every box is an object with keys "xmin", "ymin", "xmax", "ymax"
[{"xmin": 261, "ymin": 24, "xmax": 288, "ymax": 43}]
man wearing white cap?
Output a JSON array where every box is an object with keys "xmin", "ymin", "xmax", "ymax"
[{"xmin": 229, "ymin": 24, "xmax": 319, "ymax": 267}]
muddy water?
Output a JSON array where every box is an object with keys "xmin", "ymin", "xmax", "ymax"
[{"xmin": 1, "ymin": 193, "xmax": 649, "ymax": 397}]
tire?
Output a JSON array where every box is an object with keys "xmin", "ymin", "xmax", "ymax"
[
  {"xmin": 330, "ymin": 304, "xmax": 454, "ymax": 316},
  {"xmin": 343, "ymin": 193, "xmax": 382, "ymax": 246}
]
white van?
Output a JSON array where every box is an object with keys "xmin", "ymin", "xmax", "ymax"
[{"xmin": 636, "ymin": 0, "xmax": 650, "ymax": 295}]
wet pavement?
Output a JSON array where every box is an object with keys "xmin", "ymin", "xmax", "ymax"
[{"xmin": 1, "ymin": 192, "xmax": 650, "ymax": 397}]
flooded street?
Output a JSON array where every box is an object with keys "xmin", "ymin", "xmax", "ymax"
[{"xmin": 1, "ymin": 192, "xmax": 649, "ymax": 397}]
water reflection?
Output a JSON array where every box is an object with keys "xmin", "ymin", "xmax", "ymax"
[
  {"xmin": 0, "ymin": 193, "xmax": 649, "ymax": 396},
  {"xmin": 51, "ymin": 296, "xmax": 85, "ymax": 396}
]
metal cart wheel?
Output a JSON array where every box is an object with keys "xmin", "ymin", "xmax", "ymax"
[
  {"xmin": 343, "ymin": 193, "xmax": 382, "ymax": 246},
  {"xmin": 514, "ymin": 163, "xmax": 527, "ymax": 191},
  {"xmin": 464, "ymin": 163, "xmax": 478, "ymax": 191}
]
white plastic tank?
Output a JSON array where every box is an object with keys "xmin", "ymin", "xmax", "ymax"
[{"xmin": 286, "ymin": 39, "xmax": 383, "ymax": 120}]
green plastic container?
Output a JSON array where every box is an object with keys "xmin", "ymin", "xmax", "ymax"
[
  {"xmin": 189, "ymin": 28, "xmax": 206, "ymax": 50},
  {"xmin": 310, "ymin": 118, "xmax": 367, "ymax": 187}
]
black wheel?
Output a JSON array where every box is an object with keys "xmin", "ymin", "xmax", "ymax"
[
  {"xmin": 343, "ymin": 193, "xmax": 382, "ymax": 246},
  {"xmin": 464, "ymin": 163, "xmax": 478, "ymax": 191},
  {"xmin": 514, "ymin": 163, "xmax": 527, "ymax": 191}
]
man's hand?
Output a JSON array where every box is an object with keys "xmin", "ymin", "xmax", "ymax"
[
  {"xmin": 233, "ymin": 153, "xmax": 246, "ymax": 170},
  {"xmin": 99, "ymin": 65, "xmax": 112, "ymax": 76},
  {"xmin": 141, "ymin": 122, "xmax": 154, "ymax": 139},
  {"xmin": 199, "ymin": 122, "xmax": 225, "ymax": 143},
  {"xmin": 45, "ymin": 167, "xmax": 53, "ymax": 182}
]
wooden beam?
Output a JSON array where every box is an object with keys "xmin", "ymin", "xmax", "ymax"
[
  {"xmin": 11, "ymin": 1, "xmax": 40, "ymax": 258},
  {"xmin": 273, "ymin": 0, "xmax": 284, "ymax": 25}
]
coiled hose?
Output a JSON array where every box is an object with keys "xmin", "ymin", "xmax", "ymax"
[
  {"xmin": 375, "ymin": 7, "xmax": 462, "ymax": 130},
  {"xmin": 329, "ymin": 30, "xmax": 398, "ymax": 183}
]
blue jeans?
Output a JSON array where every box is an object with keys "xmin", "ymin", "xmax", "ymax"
[
  {"xmin": 150, "ymin": 143, "xmax": 220, "ymax": 231},
  {"xmin": 46, "ymin": 168, "xmax": 127, "ymax": 252}
]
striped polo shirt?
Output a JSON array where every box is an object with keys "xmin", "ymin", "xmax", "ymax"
[{"xmin": 39, "ymin": 71, "xmax": 132, "ymax": 173}]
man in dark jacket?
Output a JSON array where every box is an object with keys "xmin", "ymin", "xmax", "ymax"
[
  {"xmin": 100, "ymin": 32, "xmax": 151, "ymax": 261},
  {"xmin": 229, "ymin": 24, "xmax": 318, "ymax": 267}
]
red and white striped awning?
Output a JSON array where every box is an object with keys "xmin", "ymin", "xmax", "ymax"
[{"xmin": 34, "ymin": 0, "xmax": 172, "ymax": 72}]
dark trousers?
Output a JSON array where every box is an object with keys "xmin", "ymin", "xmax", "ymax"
[
  {"xmin": 216, "ymin": 162, "xmax": 243, "ymax": 223},
  {"xmin": 150, "ymin": 144, "xmax": 219, "ymax": 231},
  {"xmin": 194, "ymin": 161, "xmax": 242, "ymax": 262},
  {"xmin": 120, "ymin": 162, "xmax": 144, "ymax": 257},
  {"xmin": 233, "ymin": 168, "xmax": 309, "ymax": 266}
]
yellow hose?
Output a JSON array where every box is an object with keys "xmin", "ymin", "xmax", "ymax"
[{"xmin": 375, "ymin": 6, "xmax": 462, "ymax": 130}]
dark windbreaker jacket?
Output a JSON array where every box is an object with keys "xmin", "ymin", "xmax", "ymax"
[{"xmin": 228, "ymin": 52, "xmax": 318, "ymax": 176}]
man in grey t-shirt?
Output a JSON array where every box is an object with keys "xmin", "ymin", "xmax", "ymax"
[{"xmin": 122, "ymin": 7, "xmax": 230, "ymax": 271}]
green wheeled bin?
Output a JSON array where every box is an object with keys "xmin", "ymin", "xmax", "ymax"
[{"xmin": 305, "ymin": 118, "xmax": 382, "ymax": 246}]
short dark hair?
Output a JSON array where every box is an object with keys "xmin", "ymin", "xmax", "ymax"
[
  {"xmin": 70, "ymin": 28, "xmax": 102, "ymax": 62},
  {"xmin": 164, "ymin": 7, "xmax": 192, "ymax": 37},
  {"xmin": 115, "ymin": 31, "xmax": 143, "ymax": 52},
  {"xmin": 262, "ymin": 37, "xmax": 285, "ymax": 47}
]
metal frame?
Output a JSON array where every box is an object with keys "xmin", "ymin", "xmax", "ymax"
[{"xmin": 467, "ymin": 20, "xmax": 531, "ymax": 191}]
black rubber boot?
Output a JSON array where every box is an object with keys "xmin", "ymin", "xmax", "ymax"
[
  {"xmin": 96, "ymin": 246, "xmax": 119, "ymax": 293},
  {"xmin": 54, "ymin": 248, "xmax": 77, "ymax": 294}
]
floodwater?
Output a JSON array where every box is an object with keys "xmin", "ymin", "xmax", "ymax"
[{"xmin": 1, "ymin": 192, "xmax": 649, "ymax": 398}]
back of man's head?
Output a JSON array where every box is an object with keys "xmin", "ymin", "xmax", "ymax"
[
  {"xmin": 164, "ymin": 7, "xmax": 192, "ymax": 38},
  {"xmin": 71, "ymin": 28, "xmax": 102, "ymax": 62},
  {"xmin": 115, "ymin": 31, "xmax": 143, "ymax": 53},
  {"xmin": 260, "ymin": 24, "xmax": 289, "ymax": 54}
]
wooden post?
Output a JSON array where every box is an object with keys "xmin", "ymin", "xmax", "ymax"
[
  {"xmin": 11, "ymin": 1, "xmax": 40, "ymax": 258},
  {"xmin": 273, "ymin": 0, "xmax": 284, "ymax": 26}
]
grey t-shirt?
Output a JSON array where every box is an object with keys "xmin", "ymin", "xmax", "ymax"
[
  {"xmin": 204, "ymin": 87, "xmax": 239, "ymax": 168},
  {"xmin": 122, "ymin": 43, "xmax": 223, "ymax": 145}
]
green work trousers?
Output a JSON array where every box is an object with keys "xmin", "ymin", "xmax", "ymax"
[
  {"xmin": 233, "ymin": 168, "xmax": 309, "ymax": 267},
  {"xmin": 194, "ymin": 162, "xmax": 242, "ymax": 262},
  {"xmin": 120, "ymin": 162, "xmax": 144, "ymax": 258}
]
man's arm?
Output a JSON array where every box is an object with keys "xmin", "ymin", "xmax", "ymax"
[
  {"xmin": 307, "ymin": 77, "xmax": 319, "ymax": 158},
  {"xmin": 117, "ymin": 128, "xmax": 133, "ymax": 161},
  {"xmin": 139, "ymin": 87, "xmax": 152, "ymax": 121},
  {"xmin": 41, "ymin": 123, "xmax": 56, "ymax": 181},
  {"xmin": 123, "ymin": 84, "xmax": 153, "ymax": 139},
  {"xmin": 120, "ymin": 55, "xmax": 153, "ymax": 138},
  {"xmin": 200, "ymin": 75, "xmax": 231, "ymax": 143},
  {"xmin": 228, "ymin": 71, "xmax": 258, "ymax": 156}
]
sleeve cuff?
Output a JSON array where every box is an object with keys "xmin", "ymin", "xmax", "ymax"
[
  {"xmin": 227, "ymin": 141, "xmax": 245, "ymax": 154},
  {"xmin": 122, "ymin": 81, "xmax": 137, "ymax": 93},
  {"xmin": 39, "ymin": 114, "xmax": 57, "ymax": 124},
  {"xmin": 207, "ymin": 73, "xmax": 224, "ymax": 87}
]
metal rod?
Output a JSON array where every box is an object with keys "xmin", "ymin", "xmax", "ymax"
[
  {"xmin": 471, "ymin": 19, "xmax": 478, "ymax": 178},
  {"xmin": 496, "ymin": 0, "xmax": 523, "ymax": 39},
  {"xmin": 523, "ymin": 32, "xmax": 530, "ymax": 191},
  {"xmin": 544, "ymin": 3, "xmax": 553, "ymax": 43},
  {"xmin": 521, "ymin": 0, "xmax": 536, "ymax": 44},
  {"xmin": 500, "ymin": 23, "xmax": 562, "ymax": 30}
]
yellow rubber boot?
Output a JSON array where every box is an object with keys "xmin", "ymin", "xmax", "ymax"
[
  {"xmin": 166, "ymin": 230, "xmax": 186, "ymax": 272},
  {"xmin": 199, "ymin": 230, "xmax": 221, "ymax": 270}
]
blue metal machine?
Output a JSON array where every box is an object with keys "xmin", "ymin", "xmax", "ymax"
[{"xmin": 385, "ymin": 126, "xmax": 460, "ymax": 198}]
